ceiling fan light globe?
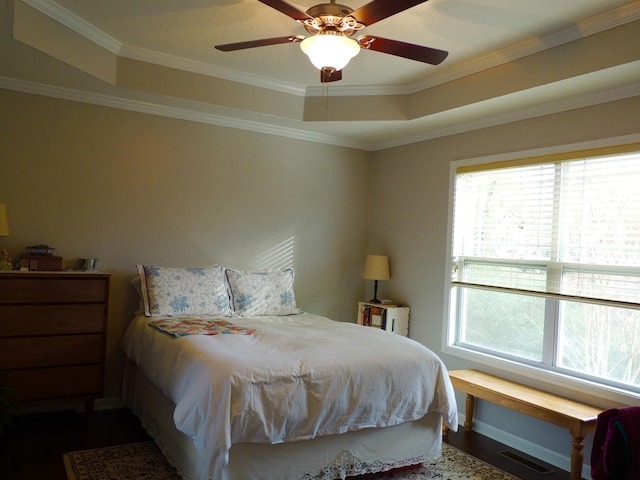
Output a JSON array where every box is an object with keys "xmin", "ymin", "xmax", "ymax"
[{"xmin": 300, "ymin": 34, "xmax": 359, "ymax": 71}]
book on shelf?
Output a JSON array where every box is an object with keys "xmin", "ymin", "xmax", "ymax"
[
  {"xmin": 359, "ymin": 305, "xmax": 372, "ymax": 326},
  {"xmin": 359, "ymin": 304, "xmax": 385, "ymax": 327}
]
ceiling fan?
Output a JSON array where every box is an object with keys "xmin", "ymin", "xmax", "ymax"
[{"xmin": 215, "ymin": 0, "xmax": 448, "ymax": 83}]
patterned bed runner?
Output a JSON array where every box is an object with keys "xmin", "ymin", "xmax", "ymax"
[{"xmin": 149, "ymin": 317, "xmax": 256, "ymax": 337}]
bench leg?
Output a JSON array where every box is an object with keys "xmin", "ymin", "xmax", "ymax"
[
  {"xmin": 464, "ymin": 394, "xmax": 475, "ymax": 431},
  {"xmin": 569, "ymin": 421, "xmax": 586, "ymax": 480}
]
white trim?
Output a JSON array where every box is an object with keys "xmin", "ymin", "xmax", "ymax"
[
  {"xmin": 406, "ymin": 0, "xmax": 640, "ymax": 95},
  {"xmin": 301, "ymin": 1, "xmax": 640, "ymax": 97},
  {"xmin": 118, "ymin": 44, "xmax": 307, "ymax": 97},
  {"xmin": 460, "ymin": 413, "xmax": 591, "ymax": 480},
  {"xmin": 20, "ymin": 0, "xmax": 640, "ymax": 97},
  {"xmin": 452, "ymin": 133, "xmax": 640, "ymax": 168},
  {"xmin": 2, "ymin": 70, "xmax": 637, "ymax": 153},
  {"xmin": 11, "ymin": 0, "xmax": 640, "ymax": 152},
  {"xmin": 0, "ymin": 76, "xmax": 368, "ymax": 150},
  {"xmin": 305, "ymin": 83, "xmax": 407, "ymax": 98},
  {"xmin": 371, "ymin": 80, "xmax": 640, "ymax": 151},
  {"xmin": 20, "ymin": 0, "xmax": 122, "ymax": 55},
  {"xmin": 443, "ymin": 343, "xmax": 640, "ymax": 405},
  {"xmin": 18, "ymin": 0, "xmax": 304, "ymax": 96}
]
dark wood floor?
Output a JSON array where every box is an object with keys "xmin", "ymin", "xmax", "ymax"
[
  {"xmin": 445, "ymin": 428, "xmax": 571, "ymax": 480},
  {"xmin": 0, "ymin": 408, "xmax": 572, "ymax": 480},
  {"xmin": 0, "ymin": 408, "xmax": 151, "ymax": 480}
]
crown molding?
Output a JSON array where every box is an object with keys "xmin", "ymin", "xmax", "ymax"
[
  {"xmin": 0, "ymin": 76, "xmax": 368, "ymax": 150},
  {"xmin": 372, "ymin": 70, "xmax": 640, "ymax": 151},
  {"xmin": 118, "ymin": 44, "xmax": 306, "ymax": 97},
  {"xmin": 408, "ymin": 0, "xmax": 640, "ymax": 94},
  {"xmin": 307, "ymin": 1, "xmax": 640, "ymax": 97},
  {"xmin": 20, "ymin": 0, "xmax": 121, "ymax": 54},
  {"xmin": 2, "ymin": 68, "xmax": 638, "ymax": 153},
  {"xmin": 18, "ymin": 0, "xmax": 305, "ymax": 96},
  {"xmin": 23, "ymin": 0, "xmax": 640, "ymax": 98}
]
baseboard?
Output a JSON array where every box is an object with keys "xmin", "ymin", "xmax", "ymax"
[{"xmin": 461, "ymin": 413, "xmax": 592, "ymax": 480}]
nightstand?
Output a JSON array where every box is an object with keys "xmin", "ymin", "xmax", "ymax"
[
  {"xmin": 357, "ymin": 301, "xmax": 410, "ymax": 336},
  {"xmin": 0, "ymin": 271, "xmax": 110, "ymax": 412}
]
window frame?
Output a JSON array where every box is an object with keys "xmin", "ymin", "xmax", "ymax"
[{"xmin": 442, "ymin": 136, "xmax": 640, "ymax": 406}]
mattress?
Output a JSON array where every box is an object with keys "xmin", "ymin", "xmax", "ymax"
[
  {"xmin": 121, "ymin": 312, "xmax": 458, "ymax": 479},
  {"xmin": 123, "ymin": 358, "xmax": 446, "ymax": 480}
]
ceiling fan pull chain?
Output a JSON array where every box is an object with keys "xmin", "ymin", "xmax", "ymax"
[{"xmin": 322, "ymin": 84, "xmax": 329, "ymax": 111}]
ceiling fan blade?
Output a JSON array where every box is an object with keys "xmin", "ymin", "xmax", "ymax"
[
  {"xmin": 257, "ymin": 0, "xmax": 313, "ymax": 21},
  {"xmin": 215, "ymin": 35, "xmax": 304, "ymax": 52},
  {"xmin": 351, "ymin": 0, "xmax": 429, "ymax": 27},
  {"xmin": 358, "ymin": 35, "xmax": 448, "ymax": 65},
  {"xmin": 321, "ymin": 68, "xmax": 342, "ymax": 83}
]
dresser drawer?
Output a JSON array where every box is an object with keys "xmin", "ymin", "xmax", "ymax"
[
  {"xmin": 0, "ymin": 304, "xmax": 105, "ymax": 336},
  {"xmin": 0, "ymin": 276, "xmax": 108, "ymax": 304},
  {"xmin": 0, "ymin": 271, "xmax": 109, "ymax": 408},
  {"xmin": 0, "ymin": 334, "xmax": 104, "ymax": 368},
  {"xmin": 4, "ymin": 365, "xmax": 103, "ymax": 402}
]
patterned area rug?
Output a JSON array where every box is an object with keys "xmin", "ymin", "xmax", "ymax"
[
  {"xmin": 64, "ymin": 442, "xmax": 182, "ymax": 480},
  {"xmin": 63, "ymin": 441, "xmax": 519, "ymax": 480}
]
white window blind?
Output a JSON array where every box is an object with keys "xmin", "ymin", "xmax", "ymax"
[{"xmin": 452, "ymin": 144, "xmax": 640, "ymax": 308}]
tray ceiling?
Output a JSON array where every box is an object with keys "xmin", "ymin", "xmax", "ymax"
[{"xmin": 2, "ymin": 0, "xmax": 640, "ymax": 150}]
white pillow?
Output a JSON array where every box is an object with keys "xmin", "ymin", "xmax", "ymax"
[
  {"xmin": 137, "ymin": 264, "xmax": 231, "ymax": 317},
  {"xmin": 224, "ymin": 268, "xmax": 302, "ymax": 316}
]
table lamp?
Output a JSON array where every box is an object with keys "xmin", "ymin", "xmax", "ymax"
[{"xmin": 364, "ymin": 255, "xmax": 390, "ymax": 303}]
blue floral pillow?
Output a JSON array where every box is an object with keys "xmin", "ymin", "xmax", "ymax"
[
  {"xmin": 137, "ymin": 264, "xmax": 231, "ymax": 317},
  {"xmin": 224, "ymin": 268, "xmax": 302, "ymax": 316}
]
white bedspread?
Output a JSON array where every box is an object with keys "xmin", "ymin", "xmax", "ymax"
[{"xmin": 121, "ymin": 313, "xmax": 458, "ymax": 478}]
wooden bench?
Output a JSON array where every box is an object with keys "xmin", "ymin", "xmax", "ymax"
[{"xmin": 446, "ymin": 369, "xmax": 603, "ymax": 480}]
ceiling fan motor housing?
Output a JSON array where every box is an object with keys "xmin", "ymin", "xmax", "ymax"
[
  {"xmin": 302, "ymin": 3, "xmax": 363, "ymax": 36},
  {"xmin": 306, "ymin": 3, "xmax": 354, "ymax": 18}
]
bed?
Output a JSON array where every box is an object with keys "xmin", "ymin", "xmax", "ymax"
[{"xmin": 121, "ymin": 265, "xmax": 458, "ymax": 480}]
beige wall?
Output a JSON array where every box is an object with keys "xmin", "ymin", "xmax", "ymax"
[
  {"xmin": 0, "ymin": 88, "xmax": 372, "ymax": 400},
  {"xmin": 2, "ymin": 83, "xmax": 639, "ymax": 474},
  {"xmin": 370, "ymin": 95, "xmax": 640, "ymax": 468},
  {"xmin": 372, "ymin": 95, "xmax": 640, "ymax": 352}
]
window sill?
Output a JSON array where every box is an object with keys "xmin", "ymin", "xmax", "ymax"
[{"xmin": 442, "ymin": 343, "xmax": 640, "ymax": 408}]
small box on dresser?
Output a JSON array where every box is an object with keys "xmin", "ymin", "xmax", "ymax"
[
  {"xmin": 0, "ymin": 271, "xmax": 110, "ymax": 412},
  {"xmin": 357, "ymin": 301, "xmax": 410, "ymax": 336}
]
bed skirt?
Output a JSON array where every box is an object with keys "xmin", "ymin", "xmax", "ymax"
[{"xmin": 122, "ymin": 358, "xmax": 444, "ymax": 480}]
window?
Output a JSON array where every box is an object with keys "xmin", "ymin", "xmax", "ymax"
[{"xmin": 446, "ymin": 144, "xmax": 640, "ymax": 395}]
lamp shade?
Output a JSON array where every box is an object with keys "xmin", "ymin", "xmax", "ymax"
[
  {"xmin": 364, "ymin": 255, "xmax": 390, "ymax": 281},
  {"xmin": 0, "ymin": 203, "xmax": 9, "ymax": 237},
  {"xmin": 300, "ymin": 33, "xmax": 360, "ymax": 71}
]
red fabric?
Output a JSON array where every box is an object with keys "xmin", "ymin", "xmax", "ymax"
[
  {"xmin": 591, "ymin": 406, "xmax": 640, "ymax": 480},
  {"xmin": 384, "ymin": 463, "xmax": 422, "ymax": 474}
]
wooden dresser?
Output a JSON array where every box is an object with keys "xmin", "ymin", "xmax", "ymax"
[{"xmin": 0, "ymin": 271, "xmax": 110, "ymax": 411}]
